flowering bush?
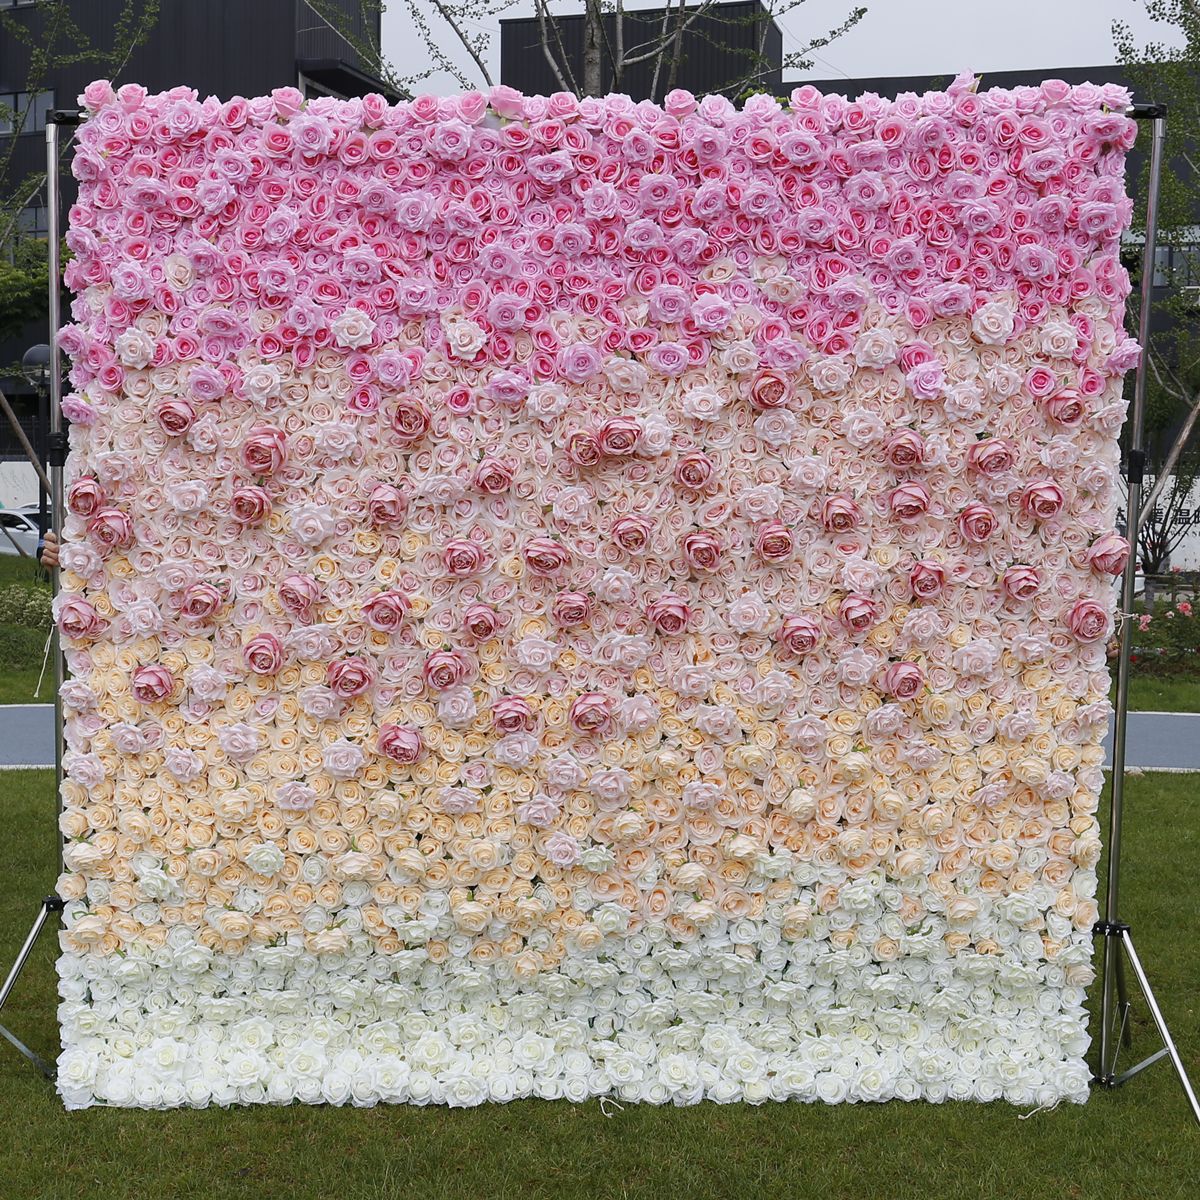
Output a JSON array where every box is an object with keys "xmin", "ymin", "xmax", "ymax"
[
  {"xmin": 1130, "ymin": 600, "xmax": 1200, "ymax": 670},
  {"xmin": 53, "ymin": 75, "xmax": 1136, "ymax": 1109}
]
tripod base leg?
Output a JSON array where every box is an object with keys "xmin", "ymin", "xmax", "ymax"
[{"xmin": 0, "ymin": 896, "xmax": 61, "ymax": 1082}]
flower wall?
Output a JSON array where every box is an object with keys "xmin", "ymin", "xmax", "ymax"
[{"xmin": 54, "ymin": 75, "xmax": 1137, "ymax": 1109}]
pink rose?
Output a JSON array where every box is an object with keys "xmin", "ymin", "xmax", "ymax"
[
  {"xmin": 492, "ymin": 696, "xmax": 536, "ymax": 734},
  {"xmin": 755, "ymin": 521, "xmax": 794, "ymax": 562},
  {"xmin": 377, "ymin": 723, "xmax": 424, "ymax": 764},
  {"xmin": 674, "ymin": 451, "xmax": 714, "ymax": 490},
  {"xmin": 646, "ymin": 592, "xmax": 691, "ymax": 635},
  {"xmin": 279, "ymin": 575, "xmax": 324, "ymax": 618},
  {"xmin": 131, "ymin": 664, "xmax": 175, "ymax": 704},
  {"xmin": 1002, "ymin": 566, "xmax": 1042, "ymax": 600},
  {"xmin": 244, "ymin": 632, "xmax": 284, "ymax": 675},
  {"xmin": 544, "ymin": 830, "xmax": 581, "ymax": 867},
  {"xmin": 889, "ymin": 482, "xmax": 930, "ymax": 522},
  {"xmin": 821, "ymin": 495, "xmax": 861, "ymax": 533},
  {"xmin": 597, "ymin": 416, "xmax": 642, "ymax": 457},
  {"xmin": 472, "ymin": 456, "xmax": 514, "ymax": 494},
  {"xmin": 967, "ymin": 439, "xmax": 1015, "ymax": 476},
  {"xmin": 326, "ymin": 657, "xmax": 375, "ymax": 697},
  {"xmin": 156, "ymin": 398, "xmax": 196, "ymax": 436},
  {"xmin": 389, "ymin": 396, "xmax": 431, "ymax": 446},
  {"xmin": 957, "ymin": 502, "xmax": 996, "ymax": 544},
  {"xmin": 56, "ymin": 596, "xmax": 104, "ymax": 640},
  {"xmin": 240, "ymin": 426, "xmax": 287, "ymax": 474},
  {"xmin": 565, "ymin": 429, "xmax": 602, "ymax": 468},
  {"xmin": 777, "ymin": 613, "xmax": 822, "ymax": 656},
  {"xmin": 884, "ymin": 429, "xmax": 925, "ymax": 469},
  {"xmin": 551, "ymin": 591, "xmax": 592, "ymax": 627},
  {"xmin": 881, "ymin": 661, "xmax": 925, "ymax": 699},
  {"xmin": 67, "ymin": 478, "xmax": 106, "ymax": 517},
  {"xmin": 682, "ymin": 530, "xmax": 722, "ymax": 572},
  {"xmin": 443, "ymin": 538, "xmax": 488, "ymax": 576},
  {"xmin": 523, "ymin": 537, "xmax": 570, "ymax": 576},
  {"xmin": 1042, "ymin": 389, "xmax": 1087, "ymax": 426},
  {"xmin": 368, "ymin": 483, "xmax": 408, "ymax": 526},
  {"xmin": 230, "ymin": 486, "xmax": 272, "ymax": 525},
  {"xmin": 362, "ymin": 590, "xmax": 410, "ymax": 632},
  {"xmin": 909, "ymin": 560, "xmax": 946, "ymax": 600},
  {"xmin": 611, "ymin": 516, "xmax": 652, "ymax": 554},
  {"xmin": 86, "ymin": 507, "xmax": 133, "ymax": 551},
  {"xmin": 462, "ymin": 602, "xmax": 500, "ymax": 640},
  {"xmin": 839, "ymin": 593, "xmax": 879, "ymax": 635},
  {"xmin": 1020, "ymin": 481, "xmax": 1065, "ymax": 521},
  {"xmin": 1087, "ymin": 532, "xmax": 1130, "ymax": 576},
  {"xmin": 749, "ymin": 370, "xmax": 790, "ymax": 409},
  {"xmin": 1067, "ymin": 598, "xmax": 1112, "ymax": 643},
  {"xmin": 423, "ymin": 649, "xmax": 473, "ymax": 691},
  {"xmin": 569, "ymin": 691, "xmax": 613, "ymax": 735},
  {"xmin": 180, "ymin": 581, "xmax": 223, "ymax": 621}
]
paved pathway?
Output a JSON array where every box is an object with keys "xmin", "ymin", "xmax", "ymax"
[{"xmin": 4, "ymin": 704, "xmax": 1200, "ymax": 771}]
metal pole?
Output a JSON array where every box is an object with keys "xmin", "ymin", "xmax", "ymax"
[{"xmin": 1098, "ymin": 109, "xmax": 1166, "ymax": 1083}]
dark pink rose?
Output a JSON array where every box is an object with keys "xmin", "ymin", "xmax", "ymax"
[
  {"xmin": 67, "ymin": 478, "xmax": 106, "ymax": 518},
  {"xmin": 244, "ymin": 632, "xmax": 284, "ymax": 675},
  {"xmin": 565, "ymin": 429, "xmax": 602, "ymax": 467},
  {"xmin": 569, "ymin": 691, "xmax": 613, "ymax": 735},
  {"xmin": 909, "ymin": 560, "xmax": 946, "ymax": 600},
  {"xmin": 647, "ymin": 592, "xmax": 691, "ymax": 635},
  {"xmin": 326, "ymin": 657, "xmax": 375, "ymax": 697},
  {"xmin": 423, "ymin": 649, "xmax": 472, "ymax": 691},
  {"xmin": 378, "ymin": 723, "xmax": 424, "ymax": 764},
  {"xmin": 156, "ymin": 398, "xmax": 196, "ymax": 436},
  {"xmin": 492, "ymin": 696, "xmax": 536, "ymax": 734},
  {"xmin": 755, "ymin": 521, "xmax": 795, "ymax": 562},
  {"xmin": 56, "ymin": 596, "xmax": 104, "ymax": 640},
  {"xmin": 611, "ymin": 516, "xmax": 652, "ymax": 554},
  {"xmin": 472, "ymin": 456, "xmax": 514, "ymax": 494},
  {"xmin": 523, "ymin": 537, "xmax": 570, "ymax": 576},
  {"xmin": 1020, "ymin": 481, "xmax": 1065, "ymax": 521},
  {"xmin": 889, "ymin": 482, "xmax": 930, "ymax": 522},
  {"xmin": 597, "ymin": 416, "xmax": 642, "ymax": 457},
  {"xmin": 462, "ymin": 602, "xmax": 500, "ymax": 640},
  {"xmin": 967, "ymin": 438, "xmax": 1015, "ymax": 476},
  {"xmin": 180, "ymin": 581, "xmax": 223, "ymax": 621},
  {"xmin": 279, "ymin": 574, "xmax": 324, "ymax": 618},
  {"xmin": 231, "ymin": 486, "xmax": 272, "ymax": 525},
  {"xmin": 881, "ymin": 661, "xmax": 925, "ymax": 699},
  {"xmin": 1002, "ymin": 566, "xmax": 1042, "ymax": 601},
  {"xmin": 750, "ymin": 370, "xmax": 790, "ymax": 409},
  {"xmin": 86, "ymin": 507, "xmax": 133, "ymax": 550},
  {"xmin": 362, "ymin": 590, "xmax": 410, "ymax": 632},
  {"xmin": 131, "ymin": 664, "xmax": 175, "ymax": 704},
  {"xmin": 443, "ymin": 538, "xmax": 488, "ymax": 576},
  {"xmin": 240, "ymin": 426, "xmax": 287, "ymax": 474},
  {"xmin": 885, "ymin": 429, "xmax": 925, "ymax": 469},
  {"xmin": 1067, "ymin": 598, "xmax": 1111, "ymax": 643},
  {"xmin": 839, "ymin": 593, "xmax": 879, "ymax": 635},
  {"xmin": 777, "ymin": 613, "xmax": 822, "ymax": 656},
  {"xmin": 368, "ymin": 483, "xmax": 408, "ymax": 526},
  {"xmin": 389, "ymin": 396, "xmax": 431, "ymax": 445},
  {"xmin": 1087, "ymin": 532, "xmax": 1130, "ymax": 576},
  {"xmin": 957, "ymin": 502, "xmax": 996, "ymax": 544},
  {"xmin": 674, "ymin": 451, "xmax": 714, "ymax": 490},
  {"xmin": 682, "ymin": 530, "xmax": 722, "ymax": 572},
  {"xmin": 551, "ymin": 591, "xmax": 592, "ymax": 627}
]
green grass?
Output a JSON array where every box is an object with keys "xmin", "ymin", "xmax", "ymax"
[
  {"xmin": 0, "ymin": 769, "xmax": 1197, "ymax": 1200},
  {"xmin": 1124, "ymin": 674, "xmax": 1200, "ymax": 713}
]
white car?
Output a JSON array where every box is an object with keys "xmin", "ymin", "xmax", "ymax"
[{"xmin": 0, "ymin": 510, "xmax": 42, "ymax": 557}]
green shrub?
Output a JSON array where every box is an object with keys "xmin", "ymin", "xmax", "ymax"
[
  {"xmin": 0, "ymin": 585, "xmax": 51, "ymax": 628},
  {"xmin": 1130, "ymin": 600, "xmax": 1200, "ymax": 673},
  {"xmin": 0, "ymin": 623, "xmax": 48, "ymax": 670}
]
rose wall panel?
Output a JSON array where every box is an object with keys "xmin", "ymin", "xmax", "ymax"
[{"xmin": 53, "ymin": 76, "xmax": 1136, "ymax": 1108}]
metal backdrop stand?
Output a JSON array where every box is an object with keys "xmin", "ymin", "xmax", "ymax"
[
  {"xmin": 1093, "ymin": 103, "xmax": 1200, "ymax": 1124},
  {"xmin": 0, "ymin": 109, "xmax": 79, "ymax": 1081},
  {"xmin": 0, "ymin": 99, "xmax": 1196, "ymax": 1116}
]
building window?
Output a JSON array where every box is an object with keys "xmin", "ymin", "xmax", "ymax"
[
  {"xmin": 0, "ymin": 1, "xmax": 40, "ymax": 8},
  {"xmin": 0, "ymin": 90, "xmax": 54, "ymax": 135},
  {"xmin": 17, "ymin": 200, "xmax": 48, "ymax": 240}
]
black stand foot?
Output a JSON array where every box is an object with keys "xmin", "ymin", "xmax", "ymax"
[{"xmin": 0, "ymin": 895, "xmax": 63, "ymax": 1081}]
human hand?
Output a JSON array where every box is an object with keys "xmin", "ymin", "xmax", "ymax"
[{"xmin": 40, "ymin": 529, "xmax": 60, "ymax": 569}]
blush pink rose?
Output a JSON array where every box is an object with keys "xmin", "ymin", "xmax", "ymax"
[
  {"xmin": 492, "ymin": 696, "xmax": 536, "ymax": 734},
  {"xmin": 777, "ymin": 613, "xmax": 822, "ymax": 656},
  {"xmin": 326, "ymin": 657, "xmax": 375, "ymax": 697},
  {"xmin": 611, "ymin": 516, "xmax": 652, "ymax": 554},
  {"xmin": 1087, "ymin": 532, "xmax": 1130, "ymax": 576},
  {"xmin": 569, "ymin": 691, "xmax": 614, "ymax": 735},
  {"xmin": 750, "ymin": 370, "xmax": 790, "ymax": 409},
  {"xmin": 909, "ymin": 560, "xmax": 946, "ymax": 600},
  {"xmin": 889, "ymin": 482, "xmax": 929, "ymax": 522},
  {"xmin": 884, "ymin": 429, "xmax": 925, "ymax": 469},
  {"xmin": 180, "ymin": 581, "xmax": 223, "ymax": 620},
  {"xmin": 279, "ymin": 575, "xmax": 324, "ymax": 618},
  {"xmin": 1042, "ymin": 389, "xmax": 1087, "ymax": 426},
  {"xmin": 472, "ymin": 456, "xmax": 514, "ymax": 494},
  {"xmin": 565, "ymin": 429, "xmax": 602, "ymax": 467},
  {"xmin": 821, "ymin": 495, "xmax": 861, "ymax": 533},
  {"xmin": 378, "ymin": 723, "xmax": 424, "ymax": 764},
  {"xmin": 957, "ymin": 502, "xmax": 996, "ymax": 544},
  {"xmin": 967, "ymin": 438, "xmax": 1015, "ymax": 475},
  {"xmin": 423, "ymin": 649, "xmax": 473, "ymax": 691},
  {"xmin": 87, "ymin": 507, "xmax": 134, "ymax": 550},
  {"xmin": 682, "ymin": 530, "xmax": 722, "ymax": 572},
  {"xmin": 597, "ymin": 416, "xmax": 642, "ymax": 456},
  {"xmin": 647, "ymin": 592, "xmax": 692, "ymax": 635},
  {"xmin": 1002, "ymin": 566, "xmax": 1042, "ymax": 600},
  {"xmin": 551, "ymin": 591, "xmax": 592, "ymax": 626},
  {"xmin": 244, "ymin": 632, "xmax": 284, "ymax": 675},
  {"xmin": 1020, "ymin": 481, "xmax": 1065, "ymax": 521},
  {"xmin": 156, "ymin": 398, "xmax": 196, "ymax": 436},
  {"xmin": 462, "ymin": 602, "xmax": 500, "ymax": 640},
  {"xmin": 839, "ymin": 593, "xmax": 879, "ymax": 635},
  {"xmin": 67, "ymin": 478, "xmax": 106, "ymax": 517},
  {"xmin": 674, "ymin": 451, "xmax": 714, "ymax": 489},
  {"xmin": 240, "ymin": 426, "xmax": 287, "ymax": 474},
  {"xmin": 231, "ymin": 486, "xmax": 272, "ymax": 525},
  {"xmin": 1067, "ymin": 598, "xmax": 1111, "ymax": 642},
  {"xmin": 56, "ymin": 596, "xmax": 104, "ymax": 640},
  {"xmin": 389, "ymin": 396, "xmax": 431, "ymax": 445},
  {"xmin": 131, "ymin": 664, "xmax": 175, "ymax": 704},
  {"xmin": 881, "ymin": 661, "xmax": 925, "ymax": 699},
  {"xmin": 524, "ymin": 537, "xmax": 571, "ymax": 576},
  {"xmin": 368, "ymin": 483, "xmax": 408, "ymax": 526},
  {"xmin": 755, "ymin": 521, "xmax": 795, "ymax": 562},
  {"xmin": 443, "ymin": 538, "xmax": 488, "ymax": 576}
]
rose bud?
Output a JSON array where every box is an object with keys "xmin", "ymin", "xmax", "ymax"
[
  {"xmin": 67, "ymin": 477, "xmax": 106, "ymax": 517},
  {"xmin": 1067, "ymin": 598, "xmax": 1111, "ymax": 643},
  {"xmin": 1086, "ymin": 532, "xmax": 1130, "ymax": 576},
  {"xmin": 909, "ymin": 560, "xmax": 946, "ymax": 600},
  {"xmin": 326, "ymin": 657, "xmax": 375, "ymax": 697},
  {"xmin": 462, "ymin": 602, "xmax": 500, "ymax": 640},
  {"xmin": 777, "ymin": 613, "xmax": 822, "ymax": 656},
  {"xmin": 1020, "ymin": 481, "xmax": 1065, "ymax": 521},
  {"xmin": 523, "ymin": 537, "xmax": 570, "ymax": 576},
  {"xmin": 55, "ymin": 596, "xmax": 104, "ymax": 640},
  {"xmin": 755, "ymin": 520, "xmax": 795, "ymax": 562},
  {"xmin": 443, "ymin": 538, "xmax": 488, "ymax": 576},
  {"xmin": 880, "ymin": 661, "xmax": 925, "ymax": 700},
  {"xmin": 279, "ymin": 574, "xmax": 324, "ymax": 619},
  {"xmin": 156, "ymin": 398, "xmax": 196, "ymax": 436},
  {"xmin": 231, "ymin": 485, "xmax": 272, "ymax": 525},
  {"xmin": 368, "ymin": 483, "xmax": 408, "ymax": 526},
  {"xmin": 131, "ymin": 664, "xmax": 175, "ymax": 704},
  {"xmin": 749, "ymin": 369, "xmax": 789, "ymax": 409},
  {"xmin": 839, "ymin": 592, "xmax": 879, "ymax": 635},
  {"xmin": 423, "ymin": 649, "xmax": 472, "ymax": 691},
  {"xmin": 389, "ymin": 396, "xmax": 431, "ymax": 445},
  {"xmin": 551, "ymin": 591, "xmax": 592, "ymax": 627},
  {"xmin": 569, "ymin": 691, "xmax": 614, "ymax": 735},
  {"xmin": 180, "ymin": 581, "xmax": 223, "ymax": 621},
  {"xmin": 957, "ymin": 502, "xmax": 996, "ymax": 544},
  {"xmin": 472, "ymin": 456, "xmax": 514, "ymax": 494},
  {"xmin": 646, "ymin": 592, "xmax": 691, "ymax": 635},
  {"xmin": 889, "ymin": 482, "xmax": 930, "ymax": 522},
  {"xmin": 884, "ymin": 429, "xmax": 925, "ymax": 469},
  {"xmin": 565, "ymin": 428, "xmax": 602, "ymax": 467},
  {"xmin": 86, "ymin": 507, "xmax": 134, "ymax": 550},
  {"xmin": 597, "ymin": 416, "xmax": 642, "ymax": 457},
  {"xmin": 611, "ymin": 515, "xmax": 652, "ymax": 554},
  {"xmin": 1002, "ymin": 566, "xmax": 1041, "ymax": 601},
  {"xmin": 492, "ymin": 696, "xmax": 536, "ymax": 734},
  {"xmin": 1042, "ymin": 389, "xmax": 1087, "ymax": 427},
  {"xmin": 682, "ymin": 530, "xmax": 722, "ymax": 572},
  {"xmin": 378, "ymin": 723, "xmax": 424, "ymax": 764},
  {"xmin": 967, "ymin": 438, "xmax": 1015, "ymax": 476},
  {"xmin": 674, "ymin": 451, "xmax": 714, "ymax": 490},
  {"xmin": 240, "ymin": 426, "xmax": 288, "ymax": 474},
  {"xmin": 243, "ymin": 632, "xmax": 284, "ymax": 675},
  {"xmin": 362, "ymin": 589, "xmax": 410, "ymax": 632}
]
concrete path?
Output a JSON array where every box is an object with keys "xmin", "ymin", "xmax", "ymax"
[{"xmin": 4, "ymin": 704, "xmax": 1200, "ymax": 771}]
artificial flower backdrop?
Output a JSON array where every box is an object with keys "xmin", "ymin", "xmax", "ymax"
[{"xmin": 54, "ymin": 74, "xmax": 1136, "ymax": 1108}]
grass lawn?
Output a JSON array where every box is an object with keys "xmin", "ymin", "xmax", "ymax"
[{"xmin": 0, "ymin": 768, "xmax": 1197, "ymax": 1200}]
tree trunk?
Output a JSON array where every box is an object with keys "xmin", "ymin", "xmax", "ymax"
[{"xmin": 583, "ymin": 1, "xmax": 603, "ymax": 96}]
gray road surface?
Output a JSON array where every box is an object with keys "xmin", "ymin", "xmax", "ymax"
[{"xmin": 3, "ymin": 705, "xmax": 1200, "ymax": 771}]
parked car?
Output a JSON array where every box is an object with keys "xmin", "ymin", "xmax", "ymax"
[{"xmin": 0, "ymin": 510, "xmax": 41, "ymax": 557}]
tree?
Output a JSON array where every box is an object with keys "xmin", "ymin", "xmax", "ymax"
[
  {"xmin": 1113, "ymin": 2, "xmax": 1200, "ymax": 579},
  {"xmin": 313, "ymin": 0, "xmax": 867, "ymax": 101}
]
